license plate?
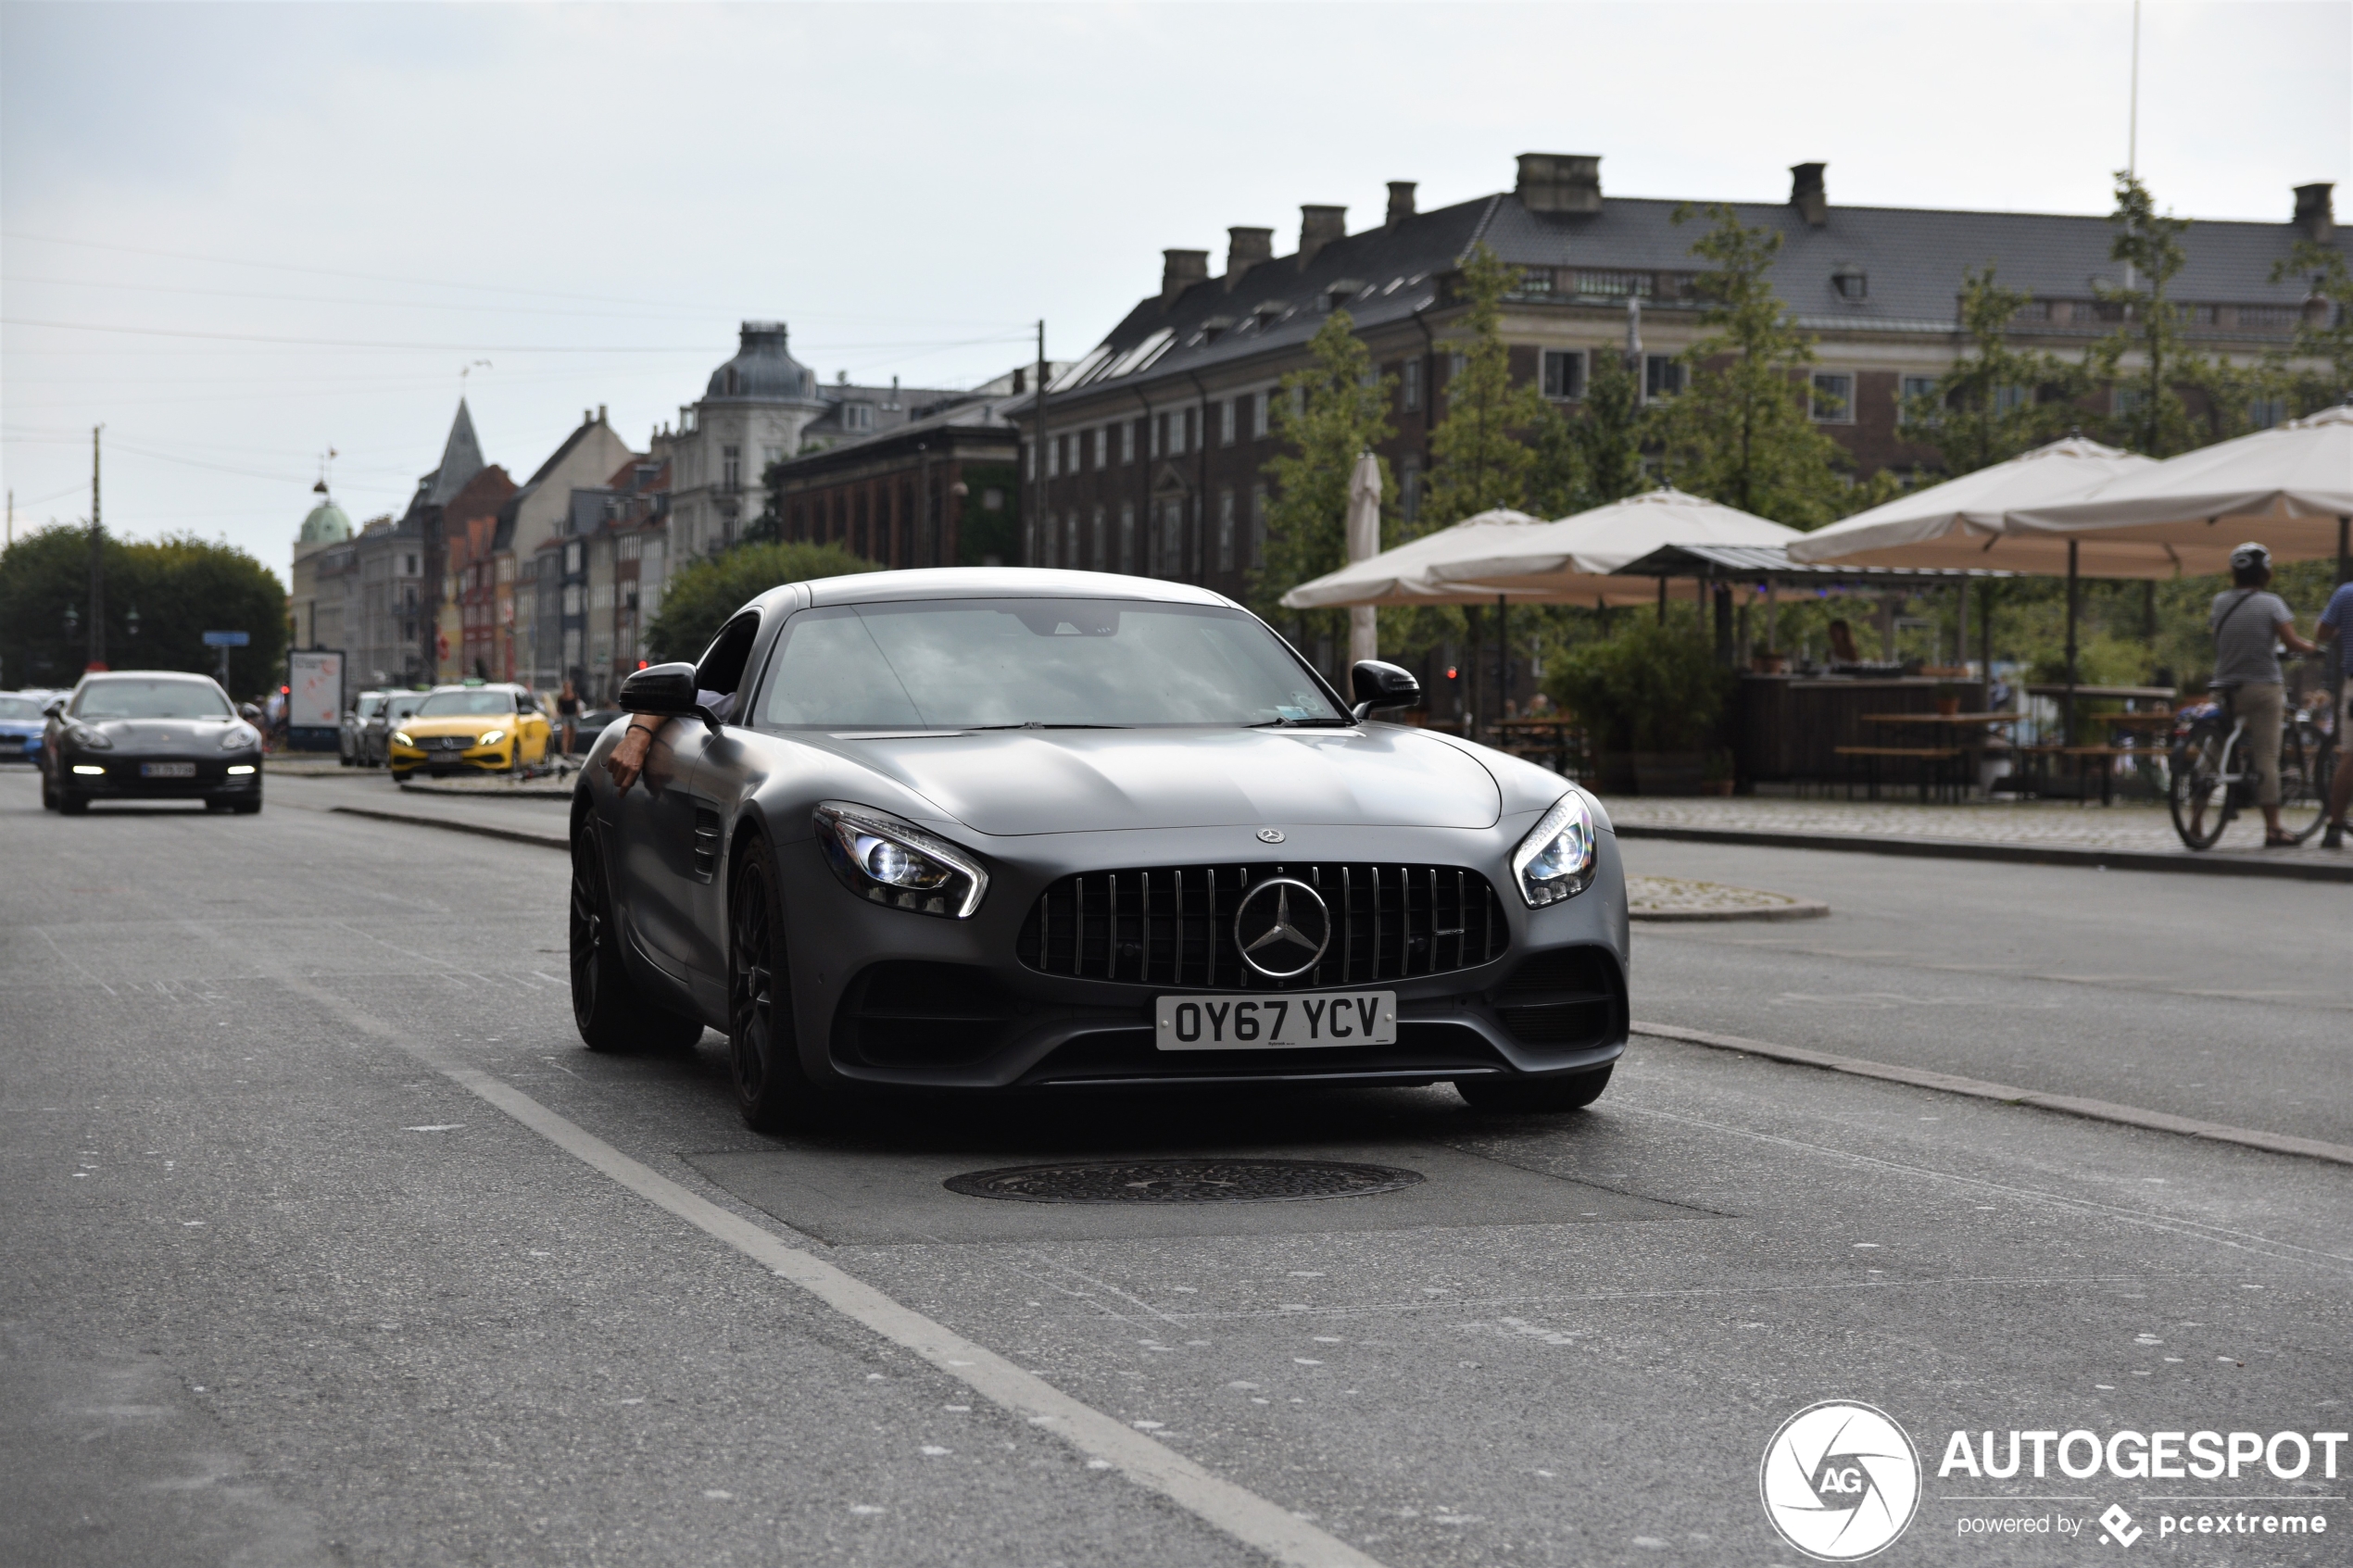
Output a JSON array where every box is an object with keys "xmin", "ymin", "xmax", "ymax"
[
  {"xmin": 140, "ymin": 761, "xmax": 196, "ymax": 778},
  {"xmin": 1155, "ymin": 990, "xmax": 1396, "ymax": 1051}
]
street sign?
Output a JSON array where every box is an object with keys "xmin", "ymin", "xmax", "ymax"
[{"xmin": 202, "ymin": 630, "xmax": 250, "ymax": 647}]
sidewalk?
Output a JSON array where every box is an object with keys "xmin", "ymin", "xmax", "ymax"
[{"xmin": 1602, "ymin": 795, "xmax": 2349, "ymax": 880}]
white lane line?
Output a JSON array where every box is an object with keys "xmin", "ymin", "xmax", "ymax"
[
  {"xmin": 1630, "ymin": 1020, "xmax": 2353, "ymax": 1168},
  {"xmin": 208, "ymin": 943, "xmax": 1383, "ymax": 1568}
]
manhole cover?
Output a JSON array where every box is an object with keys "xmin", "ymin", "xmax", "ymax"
[{"xmin": 943, "ymin": 1158, "xmax": 1425, "ymax": 1205}]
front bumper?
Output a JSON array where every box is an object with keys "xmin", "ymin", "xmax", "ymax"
[
  {"xmin": 389, "ymin": 739, "xmax": 514, "ymax": 775},
  {"xmin": 59, "ymin": 754, "xmax": 261, "ymax": 799},
  {"xmin": 765, "ymin": 822, "xmax": 1630, "ymax": 1093}
]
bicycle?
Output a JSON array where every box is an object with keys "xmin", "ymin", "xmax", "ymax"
[{"xmin": 2168, "ymin": 680, "xmax": 2337, "ymax": 849}]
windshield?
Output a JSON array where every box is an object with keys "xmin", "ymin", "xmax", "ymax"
[
  {"xmin": 357, "ymin": 696, "xmax": 387, "ymax": 718},
  {"xmin": 756, "ymin": 598, "xmax": 1345, "ymax": 729},
  {"xmin": 0, "ymin": 696, "xmax": 44, "ymax": 721},
  {"xmin": 71, "ymin": 678, "xmax": 233, "ymax": 721},
  {"xmin": 416, "ymin": 689, "xmax": 517, "ymax": 717},
  {"xmin": 386, "ymin": 695, "xmax": 425, "ymax": 720}
]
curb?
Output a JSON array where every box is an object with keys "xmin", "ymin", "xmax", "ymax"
[
  {"xmin": 1613, "ymin": 823, "xmax": 2352, "ymax": 883},
  {"xmin": 397, "ymin": 780, "xmax": 574, "ymax": 799},
  {"xmin": 1629, "ymin": 900, "xmax": 1831, "ymax": 923},
  {"xmin": 331, "ymin": 804, "xmax": 568, "ymax": 851},
  {"xmin": 1629, "ymin": 1020, "xmax": 2353, "ymax": 1168}
]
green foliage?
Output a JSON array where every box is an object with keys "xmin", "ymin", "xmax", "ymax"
[
  {"xmin": 2090, "ymin": 171, "xmax": 2220, "ymax": 457},
  {"xmin": 2268, "ymin": 239, "xmax": 2353, "ymax": 414},
  {"xmin": 1543, "ymin": 618, "xmax": 1730, "ymax": 753},
  {"xmin": 1900, "ymin": 266, "xmax": 2089, "ymax": 473},
  {"xmin": 1655, "ymin": 205, "xmax": 1853, "ymax": 527},
  {"xmin": 1424, "ymin": 245, "xmax": 1549, "ymax": 526},
  {"xmin": 0, "ymin": 524, "xmax": 287, "ymax": 698},
  {"xmin": 953, "ymin": 462, "xmax": 1022, "ymax": 567},
  {"xmin": 1528, "ymin": 345, "xmax": 1650, "ymax": 519},
  {"xmin": 1252, "ymin": 309, "xmax": 1395, "ymax": 646},
  {"xmin": 645, "ymin": 540, "xmax": 879, "ymax": 662}
]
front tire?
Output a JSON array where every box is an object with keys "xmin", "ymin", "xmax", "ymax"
[
  {"xmin": 569, "ymin": 821, "xmax": 704, "ymax": 1054},
  {"xmin": 58, "ymin": 791, "xmax": 89, "ymax": 816},
  {"xmin": 729, "ymin": 834, "xmax": 821, "ymax": 1134},
  {"xmin": 2168, "ymin": 725, "xmax": 2231, "ymax": 850},
  {"xmin": 1455, "ymin": 1064, "xmax": 1613, "ymax": 1114},
  {"xmin": 41, "ymin": 768, "xmax": 59, "ymax": 810}
]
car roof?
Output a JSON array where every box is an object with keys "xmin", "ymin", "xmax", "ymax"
[
  {"xmin": 76, "ymin": 670, "xmax": 220, "ymax": 684},
  {"xmin": 425, "ymin": 682, "xmax": 530, "ymax": 694},
  {"xmin": 787, "ymin": 568, "xmax": 1238, "ymax": 612}
]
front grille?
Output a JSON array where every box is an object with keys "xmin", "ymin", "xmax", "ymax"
[{"xmin": 1017, "ymin": 862, "xmax": 1509, "ymax": 991}]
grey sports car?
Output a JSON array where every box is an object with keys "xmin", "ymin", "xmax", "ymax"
[
  {"xmin": 41, "ymin": 671, "xmax": 265, "ymax": 814},
  {"xmin": 571, "ymin": 569, "xmax": 1629, "ymax": 1130}
]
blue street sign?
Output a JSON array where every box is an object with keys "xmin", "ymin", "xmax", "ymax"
[{"xmin": 202, "ymin": 630, "xmax": 250, "ymax": 647}]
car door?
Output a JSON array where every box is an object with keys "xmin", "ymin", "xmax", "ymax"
[{"xmin": 664, "ymin": 612, "xmax": 768, "ymax": 1013}]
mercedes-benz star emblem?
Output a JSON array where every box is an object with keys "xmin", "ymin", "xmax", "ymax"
[
  {"xmin": 1232, "ymin": 877, "xmax": 1331, "ymax": 979},
  {"xmin": 1256, "ymin": 827, "xmax": 1285, "ymax": 844}
]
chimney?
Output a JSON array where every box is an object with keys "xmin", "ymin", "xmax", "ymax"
[
  {"xmin": 1386, "ymin": 182, "xmax": 1417, "ymax": 227},
  {"xmin": 597, "ymin": 403, "xmax": 608, "ymax": 424},
  {"xmin": 583, "ymin": 408, "xmax": 594, "ymax": 425},
  {"xmin": 1161, "ymin": 248, "xmax": 1210, "ymax": 307},
  {"xmin": 1298, "ymin": 206, "xmax": 1347, "ymax": 270},
  {"xmin": 1791, "ymin": 163, "xmax": 1829, "ymax": 227},
  {"xmin": 2294, "ymin": 182, "xmax": 2334, "ymax": 243},
  {"xmin": 1225, "ymin": 226, "xmax": 1274, "ymax": 291},
  {"xmin": 1515, "ymin": 154, "xmax": 1602, "ymax": 215}
]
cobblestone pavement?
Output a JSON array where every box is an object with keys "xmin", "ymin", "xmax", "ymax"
[{"xmin": 1602, "ymin": 793, "xmax": 2347, "ymax": 868}]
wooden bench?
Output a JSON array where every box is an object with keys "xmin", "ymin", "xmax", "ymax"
[
  {"xmin": 2012, "ymin": 744, "xmax": 2161, "ymax": 804},
  {"xmin": 1833, "ymin": 746, "xmax": 1965, "ymax": 803}
]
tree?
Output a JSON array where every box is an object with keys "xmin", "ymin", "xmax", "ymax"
[
  {"xmin": 2090, "ymin": 171, "xmax": 2218, "ymax": 458},
  {"xmin": 1529, "ymin": 341, "xmax": 1649, "ymax": 518},
  {"xmin": 0, "ymin": 524, "xmax": 287, "ymax": 697},
  {"xmin": 2269, "ymin": 239, "xmax": 2353, "ymax": 414},
  {"xmin": 1655, "ymin": 205, "xmax": 1852, "ymax": 526},
  {"xmin": 1252, "ymin": 309, "xmax": 1395, "ymax": 646},
  {"xmin": 1423, "ymin": 245, "xmax": 1549, "ymax": 527},
  {"xmin": 1900, "ymin": 265, "xmax": 2088, "ymax": 474},
  {"xmin": 645, "ymin": 540, "xmax": 879, "ymax": 661}
]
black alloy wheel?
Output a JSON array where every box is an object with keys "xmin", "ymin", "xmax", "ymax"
[
  {"xmin": 58, "ymin": 790, "xmax": 89, "ymax": 816},
  {"xmin": 569, "ymin": 820, "xmax": 702, "ymax": 1054},
  {"xmin": 40, "ymin": 764, "xmax": 58, "ymax": 811},
  {"xmin": 728, "ymin": 835, "xmax": 819, "ymax": 1133},
  {"xmin": 1454, "ymin": 1064, "xmax": 1614, "ymax": 1114}
]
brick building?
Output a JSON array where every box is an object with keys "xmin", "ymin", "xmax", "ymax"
[{"xmin": 1007, "ymin": 152, "xmax": 2345, "ymax": 608}]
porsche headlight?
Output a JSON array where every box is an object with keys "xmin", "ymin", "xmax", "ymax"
[
  {"xmin": 71, "ymin": 725, "xmax": 113, "ymax": 750},
  {"xmin": 814, "ymin": 801, "xmax": 988, "ymax": 919},
  {"xmin": 391, "ymin": 731, "xmax": 414, "ymax": 748},
  {"xmin": 1510, "ymin": 790, "xmax": 1599, "ymax": 908},
  {"xmin": 477, "ymin": 728, "xmax": 507, "ymax": 747},
  {"xmin": 220, "ymin": 724, "xmax": 258, "ymax": 750}
]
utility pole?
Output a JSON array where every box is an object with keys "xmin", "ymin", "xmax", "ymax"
[
  {"xmin": 88, "ymin": 426, "xmax": 107, "ymax": 672},
  {"xmin": 1032, "ymin": 320, "xmax": 1047, "ymax": 569}
]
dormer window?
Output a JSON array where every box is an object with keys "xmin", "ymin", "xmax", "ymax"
[{"xmin": 1831, "ymin": 267, "xmax": 1869, "ymax": 301}]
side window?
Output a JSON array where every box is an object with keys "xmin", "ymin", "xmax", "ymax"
[{"xmin": 696, "ymin": 613, "xmax": 761, "ymax": 698}]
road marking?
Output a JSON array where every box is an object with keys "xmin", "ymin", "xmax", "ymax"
[
  {"xmin": 213, "ymin": 945, "xmax": 1385, "ymax": 1568},
  {"xmin": 1630, "ymin": 1020, "xmax": 2353, "ymax": 1168}
]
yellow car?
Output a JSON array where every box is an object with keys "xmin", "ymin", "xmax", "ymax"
[{"xmin": 387, "ymin": 683, "xmax": 553, "ymax": 779}]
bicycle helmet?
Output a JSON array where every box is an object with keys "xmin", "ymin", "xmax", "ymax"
[{"xmin": 2229, "ymin": 541, "xmax": 2272, "ymax": 573}]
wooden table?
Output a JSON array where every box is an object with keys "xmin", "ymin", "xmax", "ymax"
[
  {"xmin": 1843, "ymin": 713, "xmax": 2019, "ymax": 802},
  {"xmin": 2016, "ymin": 688, "xmax": 2175, "ymax": 803},
  {"xmin": 1490, "ymin": 717, "xmax": 1585, "ymax": 779}
]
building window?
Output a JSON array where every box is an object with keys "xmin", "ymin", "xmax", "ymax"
[
  {"xmin": 1643, "ymin": 356, "xmax": 1685, "ymax": 401},
  {"xmin": 843, "ymin": 404, "xmax": 875, "ymax": 432},
  {"xmin": 1091, "ymin": 505, "xmax": 1107, "ymax": 568},
  {"xmin": 1084, "ymin": 427, "xmax": 1098, "ymax": 470},
  {"xmin": 1402, "ymin": 359, "xmax": 1422, "ymax": 412},
  {"xmin": 1153, "ymin": 413, "xmax": 1166, "ymax": 458},
  {"xmin": 1831, "ymin": 267, "xmax": 1869, "ymax": 301},
  {"xmin": 1401, "ymin": 453, "xmax": 1422, "ymax": 523},
  {"xmin": 2249, "ymin": 395, "xmax": 2288, "ymax": 430},
  {"xmin": 1181, "ymin": 408, "xmax": 1197, "ymax": 455},
  {"xmin": 1249, "ymin": 484, "xmax": 1266, "ymax": 567},
  {"xmin": 1992, "ymin": 384, "xmax": 2031, "ymax": 415},
  {"xmin": 1064, "ymin": 510, "xmax": 1079, "ymax": 566},
  {"xmin": 2113, "ymin": 384, "xmax": 2148, "ymax": 418},
  {"xmin": 1119, "ymin": 502, "xmax": 1136, "ymax": 573},
  {"xmin": 1541, "ymin": 349, "xmax": 1587, "ymax": 401},
  {"xmin": 565, "ymin": 542, "xmax": 583, "ymax": 574},
  {"xmin": 1219, "ymin": 401, "xmax": 1236, "ymax": 446},
  {"xmin": 1120, "ymin": 420, "xmax": 1136, "ymax": 464},
  {"xmin": 1216, "ymin": 490, "xmax": 1236, "ymax": 571},
  {"xmin": 1809, "ymin": 372, "xmax": 1855, "ymax": 423},
  {"xmin": 1251, "ymin": 392, "xmax": 1270, "ymax": 439},
  {"xmin": 1026, "ymin": 441, "xmax": 1036, "ymax": 480},
  {"xmin": 723, "ymin": 445, "xmax": 742, "ymax": 489},
  {"xmin": 1447, "ymin": 351, "xmax": 1467, "ymax": 381},
  {"xmin": 1048, "ymin": 435, "xmax": 1062, "ymax": 478}
]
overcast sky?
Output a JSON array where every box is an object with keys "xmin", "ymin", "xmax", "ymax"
[{"xmin": 3, "ymin": 0, "xmax": 2347, "ymax": 583}]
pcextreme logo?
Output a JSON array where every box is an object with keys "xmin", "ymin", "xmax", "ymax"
[{"xmin": 1761, "ymin": 1400, "xmax": 1923, "ymax": 1561}]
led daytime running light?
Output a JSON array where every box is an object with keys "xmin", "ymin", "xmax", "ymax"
[
  {"xmin": 813, "ymin": 801, "xmax": 988, "ymax": 919},
  {"xmin": 1510, "ymin": 790, "xmax": 1599, "ymax": 908}
]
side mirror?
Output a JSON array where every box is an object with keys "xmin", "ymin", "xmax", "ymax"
[
  {"xmin": 618, "ymin": 661, "xmax": 698, "ymax": 717},
  {"xmin": 1351, "ymin": 659, "xmax": 1423, "ymax": 721},
  {"xmin": 43, "ymin": 699, "xmax": 66, "ymax": 721}
]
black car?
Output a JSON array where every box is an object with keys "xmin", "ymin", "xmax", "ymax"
[
  {"xmin": 571, "ymin": 569, "xmax": 1629, "ymax": 1132},
  {"xmin": 42, "ymin": 671, "xmax": 265, "ymax": 814}
]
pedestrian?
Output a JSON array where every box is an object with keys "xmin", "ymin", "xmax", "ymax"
[
  {"xmin": 2208, "ymin": 543, "xmax": 2318, "ymax": 848},
  {"xmin": 557, "ymin": 678, "xmax": 581, "ymax": 757},
  {"xmin": 2315, "ymin": 572, "xmax": 2353, "ymax": 849}
]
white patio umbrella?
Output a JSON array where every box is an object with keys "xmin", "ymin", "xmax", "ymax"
[
  {"xmin": 1787, "ymin": 437, "xmax": 2165, "ymax": 575},
  {"xmin": 1344, "ymin": 452, "xmax": 1382, "ymax": 667},
  {"xmin": 1279, "ymin": 508, "xmax": 1592, "ymax": 608},
  {"xmin": 2007, "ymin": 403, "xmax": 2353, "ymax": 576},
  {"xmin": 1423, "ymin": 487, "xmax": 1804, "ymax": 593}
]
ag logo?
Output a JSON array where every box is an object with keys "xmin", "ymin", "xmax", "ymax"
[{"xmin": 1759, "ymin": 1400, "xmax": 1920, "ymax": 1562}]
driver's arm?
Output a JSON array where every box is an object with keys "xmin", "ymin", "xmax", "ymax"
[{"xmin": 604, "ymin": 714, "xmax": 665, "ymax": 793}]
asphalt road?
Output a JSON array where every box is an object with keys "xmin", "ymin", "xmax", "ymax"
[{"xmin": 4, "ymin": 767, "xmax": 2347, "ymax": 1568}]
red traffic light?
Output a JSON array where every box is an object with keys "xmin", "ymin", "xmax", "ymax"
[{"xmin": 1444, "ymin": 666, "xmax": 1458, "ymax": 681}]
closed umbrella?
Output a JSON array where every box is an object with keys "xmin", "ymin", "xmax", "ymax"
[{"xmin": 1344, "ymin": 451, "xmax": 1382, "ymax": 667}]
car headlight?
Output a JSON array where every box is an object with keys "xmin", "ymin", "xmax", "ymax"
[
  {"xmin": 477, "ymin": 729, "xmax": 506, "ymax": 747},
  {"xmin": 71, "ymin": 725, "xmax": 113, "ymax": 750},
  {"xmin": 1510, "ymin": 790, "xmax": 1599, "ymax": 908},
  {"xmin": 814, "ymin": 801, "xmax": 988, "ymax": 919},
  {"xmin": 220, "ymin": 724, "xmax": 258, "ymax": 749},
  {"xmin": 391, "ymin": 731, "xmax": 414, "ymax": 748}
]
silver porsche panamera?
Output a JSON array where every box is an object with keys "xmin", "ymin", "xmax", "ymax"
[{"xmin": 571, "ymin": 569, "xmax": 1629, "ymax": 1130}]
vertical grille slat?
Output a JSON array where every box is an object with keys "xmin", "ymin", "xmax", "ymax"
[{"xmin": 1019, "ymin": 861, "xmax": 1507, "ymax": 989}]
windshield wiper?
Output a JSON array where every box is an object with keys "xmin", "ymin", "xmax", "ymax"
[
  {"xmin": 963, "ymin": 721, "xmax": 1132, "ymax": 731},
  {"xmin": 1246, "ymin": 716, "xmax": 1356, "ymax": 728}
]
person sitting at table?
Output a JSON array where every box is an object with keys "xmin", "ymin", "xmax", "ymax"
[
  {"xmin": 2209, "ymin": 542, "xmax": 2317, "ymax": 848},
  {"xmin": 1827, "ymin": 620, "xmax": 1860, "ymax": 664}
]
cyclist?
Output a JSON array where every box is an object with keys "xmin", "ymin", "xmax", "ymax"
[
  {"xmin": 2318, "ymin": 574, "xmax": 2353, "ymax": 849},
  {"xmin": 2209, "ymin": 542, "xmax": 2317, "ymax": 847}
]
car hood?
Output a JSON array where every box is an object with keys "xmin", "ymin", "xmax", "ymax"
[
  {"xmin": 399, "ymin": 715, "xmax": 509, "ymax": 736},
  {"xmin": 74, "ymin": 719, "xmax": 246, "ymax": 753},
  {"xmin": 814, "ymin": 725, "xmax": 1502, "ymax": 836}
]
